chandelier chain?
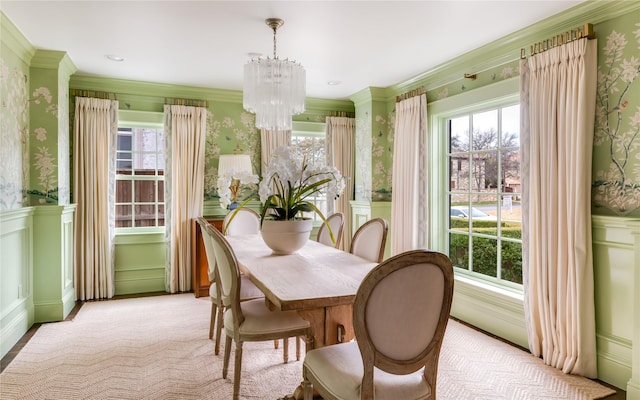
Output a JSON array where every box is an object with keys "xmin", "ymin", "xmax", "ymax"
[{"xmin": 273, "ymin": 26, "xmax": 277, "ymax": 59}]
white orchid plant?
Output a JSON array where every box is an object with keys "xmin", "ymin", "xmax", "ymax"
[{"xmin": 225, "ymin": 146, "xmax": 345, "ymax": 240}]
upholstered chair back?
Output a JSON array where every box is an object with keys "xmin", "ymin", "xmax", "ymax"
[
  {"xmin": 317, "ymin": 212, "xmax": 345, "ymax": 248},
  {"xmin": 223, "ymin": 208, "xmax": 260, "ymax": 235},
  {"xmin": 350, "ymin": 218, "xmax": 388, "ymax": 263}
]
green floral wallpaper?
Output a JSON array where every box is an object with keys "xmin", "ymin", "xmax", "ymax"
[
  {"xmin": 28, "ymin": 73, "xmax": 60, "ymax": 205},
  {"xmin": 203, "ymin": 103, "xmax": 260, "ymax": 200},
  {"xmin": 355, "ymin": 108, "xmax": 372, "ymax": 201},
  {"xmin": 0, "ymin": 53, "xmax": 29, "ymax": 210},
  {"xmin": 428, "ymin": 61, "xmax": 520, "ymax": 103},
  {"xmin": 592, "ymin": 11, "xmax": 640, "ymax": 216},
  {"xmin": 371, "ymin": 106, "xmax": 394, "ymax": 200}
]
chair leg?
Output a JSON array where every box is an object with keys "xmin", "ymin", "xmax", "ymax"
[
  {"xmin": 295, "ymin": 336, "xmax": 301, "ymax": 361},
  {"xmin": 283, "ymin": 337, "xmax": 289, "ymax": 364},
  {"xmin": 223, "ymin": 335, "xmax": 232, "ymax": 379},
  {"xmin": 302, "ymin": 376, "xmax": 314, "ymax": 400},
  {"xmin": 274, "ymin": 339, "xmax": 279, "ymax": 349},
  {"xmin": 209, "ymin": 301, "xmax": 217, "ymax": 340},
  {"xmin": 215, "ymin": 303, "xmax": 224, "ymax": 355},
  {"xmin": 233, "ymin": 341, "xmax": 243, "ymax": 400}
]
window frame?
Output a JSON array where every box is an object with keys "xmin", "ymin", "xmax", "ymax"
[
  {"xmin": 291, "ymin": 121, "xmax": 329, "ymax": 224},
  {"xmin": 446, "ymin": 103, "xmax": 522, "ymax": 290},
  {"xmin": 115, "ymin": 110, "xmax": 165, "ymax": 234},
  {"xmin": 428, "ymin": 77, "xmax": 522, "ymax": 295}
]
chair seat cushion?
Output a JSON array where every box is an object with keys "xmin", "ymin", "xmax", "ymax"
[
  {"xmin": 304, "ymin": 342, "xmax": 431, "ymax": 400},
  {"xmin": 224, "ymin": 299, "xmax": 310, "ymax": 339}
]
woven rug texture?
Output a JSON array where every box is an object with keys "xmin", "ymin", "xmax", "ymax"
[{"xmin": 0, "ymin": 294, "xmax": 615, "ymax": 400}]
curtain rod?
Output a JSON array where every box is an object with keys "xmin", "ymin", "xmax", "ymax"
[
  {"xmin": 164, "ymin": 97, "xmax": 209, "ymax": 108},
  {"xmin": 331, "ymin": 111, "xmax": 355, "ymax": 118},
  {"xmin": 396, "ymin": 87, "xmax": 426, "ymax": 103},
  {"xmin": 70, "ymin": 89, "xmax": 115, "ymax": 100},
  {"xmin": 520, "ymin": 23, "xmax": 595, "ymax": 59}
]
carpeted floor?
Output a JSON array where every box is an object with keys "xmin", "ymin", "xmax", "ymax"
[{"xmin": 0, "ymin": 294, "xmax": 616, "ymax": 400}]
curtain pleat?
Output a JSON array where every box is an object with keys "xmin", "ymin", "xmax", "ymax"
[
  {"xmin": 326, "ymin": 116, "xmax": 355, "ymax": 251},
  {"xmin": 164, "ymin": 105, "xmax": 207, "ymax": 293},
  {"xmin": 521, "ymin": 38, "xmax": 598, "ymax": 377},
  {"xmin": 73, "ymin": 97, "xmax": 118, "ymax": 300},
  {"xmin": 260, "ymin": 129, "xmax": 291, "ymax": 176},
  {"xmin": 390, "ymin": 94, "xmax": 428, "ymax": 255}
]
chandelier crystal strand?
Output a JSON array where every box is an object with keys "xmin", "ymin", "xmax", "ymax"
[{"xmin": 243, "ymin": 18, "xmax": 306, "ymax": 131}]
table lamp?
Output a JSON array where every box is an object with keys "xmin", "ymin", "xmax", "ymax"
[{"xmin": 218, "ymin": 154, "xmax": 253, "ymax": 210}]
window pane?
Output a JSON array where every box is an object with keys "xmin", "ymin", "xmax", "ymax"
[
  {"xmin": 117, "ymin": 133, "xmax": 132, "ymax": 151},
  {"xmin": 135, "ymin": 204, "xmax": 156, "ymax": 227},
  {"xmin": 472, "ymin": 236, "xmax": 497, "ymax": 278},
  {"xmin": 449, "ymin": 116, "xmax": 468, "ymax": 153},
  {"xmin": 449, "ymin": 233, "xmax": 469, "ymax": 270},
  {"xmin": 501, "ymin": 104, "xmax": 520, "ymax": 147},
  {"xmin": 134, "ymin": 180, "xmax": 156, "ymax": 203},
  {"xmin": 472, "ymin": 110, "xmax": 498, "ymax": 151},
  {"xmin": 502, "ymin": 241, "xmax": 522, "ymax": 284},
  {"xmin": 116, "ymin": 204, "xmax": 132, "ymax": 228},
  {"xmin": 158, "ymin": 180, "xmax": 164, "ymax": 202}
]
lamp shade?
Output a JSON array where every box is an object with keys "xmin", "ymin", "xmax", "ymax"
[{"xmin": 218, "ymin": 154, "xmax": 253, "ymax": 176}]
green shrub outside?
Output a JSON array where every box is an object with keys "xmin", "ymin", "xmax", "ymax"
[{"xmin": 449, "ymin": 217, "xmax": 523, "ymax": 284}]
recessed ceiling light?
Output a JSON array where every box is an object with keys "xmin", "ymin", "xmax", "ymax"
[
  {"xmin": 327, "ymin": 80, "xmax": 341, "ymax": 86},
  {"xmin": 105, "ymin": 54, "xmax": 124, "ymax": 62}
]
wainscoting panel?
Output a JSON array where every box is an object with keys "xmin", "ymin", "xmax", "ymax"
[
  {"xmin": 114, "ymin": 232, "xmax": 166, "ymax": 295},
  {"xmin": 32, "ymin": 205, "xmax": 76, "ymax": 323},
  {"xmin": 0, "ymin": 208, "xmax": 34, "ymax": 359},
  {"xmin": 592, "ymin": 215, "xmax": 639, "ymax": 396}
]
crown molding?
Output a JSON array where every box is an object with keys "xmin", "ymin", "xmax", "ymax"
[
  {"xmin": 0, "ymin": 11, "xmax": 36, "ymax": 65},
  {"xmin": 31, "ymin": 50, "xmax": 77, "ymax": 78}
]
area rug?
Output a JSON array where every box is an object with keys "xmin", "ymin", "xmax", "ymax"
[{"xmin": 0, "ymin": 294, "xmax": 615, "ymax": 400}]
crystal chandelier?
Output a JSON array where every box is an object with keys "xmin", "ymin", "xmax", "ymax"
[{"xmin": 243, "ymin": 18, "xmax": 306, "ymax": 131}]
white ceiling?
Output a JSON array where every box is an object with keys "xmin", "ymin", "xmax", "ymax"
[{"xmin": 1, "ymin": 1, "xmax": 585, "ymax": 100}]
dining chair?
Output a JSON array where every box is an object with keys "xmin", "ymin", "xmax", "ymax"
[
  {"xmin": 302, "ymin": 249, "xmax": 454, "ymax": 400},
  {"xmin": 221, "ymin": 209, "xmax": 300, "ymax": 361},
  {"xmin": 196, "ymin": 217, "xmax": 263, "ymax": 356},
  {"xmin": 222, "ymin": 207, "xmax": 261, "ymax": 235},
  {"xmin": 208, "ymin": 224, "xmax": 313, "ymax": 400},
  {"xmin": 317, "ymin": 212, "xmax": 345, "ymax": 249},
  {"xmin": 350, "ymin": 218, "xmax": 388, "ymax": 263}
]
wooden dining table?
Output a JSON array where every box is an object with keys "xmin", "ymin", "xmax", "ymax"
[{"xmin": 225, "ymin": 233, "xmax": 378, "ymax": 349}]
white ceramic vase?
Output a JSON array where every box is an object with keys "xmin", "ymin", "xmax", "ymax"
[{"xmin": 261, "ymin": 218, "xmax": 313, "ymax": 255}]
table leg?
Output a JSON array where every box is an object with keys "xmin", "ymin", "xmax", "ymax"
[{"xmin": 325, "ymin": 304, "xmax": 354, "ymax": 343}]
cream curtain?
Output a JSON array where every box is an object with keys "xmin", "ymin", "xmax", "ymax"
[
  {"xmin": 164, "ymin": 105, "xmax": 207, "ymax": 293},
  {"xmin": 260, "ymin": 129, "xmax": 291, "ymax": 175},
  {"xmin": 390, "ymin": 94, "xmax": 428, "ymax": 255},
  {"xmin": 326, "ymin": 116, "xmax": 355, "ymax": 251},
  {"xmin": 73, "ymin": 97, "xmax": 118, "ymax": 300},
  {"xmin": 520, "ymin": 38, "xmax": 598, "ymax": 377}
]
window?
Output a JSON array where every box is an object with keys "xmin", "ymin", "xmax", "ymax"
[
  {"xmin": 115, "ymin": 121, "xmax": 165, "ymax": 229},
  {"xmin": 447, "ymin": 104, "xmax": 522, "ymax": 286},
  {"xmin": 291, "ymin": 122, "xmax": 327, "ymax": 222}
]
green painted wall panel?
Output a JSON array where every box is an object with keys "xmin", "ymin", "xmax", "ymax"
[
  {"xmin": 114, "ymin": 232, "xmax": 165, "ymax": 295},
  {"xmin": 0, "ymin": 208, "xmax": 34, "ymax": 359}
]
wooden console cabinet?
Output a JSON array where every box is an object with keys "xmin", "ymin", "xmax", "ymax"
[{"xmin": 191, "ymin": 218, "xmax": 223, "ymax": 298}]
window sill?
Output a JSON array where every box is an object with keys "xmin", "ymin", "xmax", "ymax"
[
  {"xmin": 116, "ymin": 227, "xmax": 164, "ymax": 236},
  {"xmin": 453, "ymin": 272, "xmax": 524, "ymax": 302}
]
